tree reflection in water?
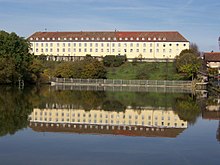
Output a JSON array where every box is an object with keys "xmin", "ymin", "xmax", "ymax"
[{"xmin": 0, "ymin": 85, "xmax": 210, "ymax": 137}]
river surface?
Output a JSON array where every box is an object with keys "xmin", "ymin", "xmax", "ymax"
[{"xmin": 0, "ymin": 86, "xmax": 219, "ymax": 165}]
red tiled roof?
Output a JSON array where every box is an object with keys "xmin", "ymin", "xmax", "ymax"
[
  {"xmin": 204, "ymin": 52, "xmax": 220, "ymax": 62},
  {"xmin": 28, "ymin": 31, "xmax": 188, "ymax": 42},
  {"xmin": 29, "ymin": 122, "xmax": 185, "ymax": 138}
]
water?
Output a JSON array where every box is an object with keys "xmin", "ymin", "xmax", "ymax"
[{"xmin": 0, "ymin": 86, "xmax": 219, "ymax": 165}]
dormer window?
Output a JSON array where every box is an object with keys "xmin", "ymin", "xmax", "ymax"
[
  {"xmin": 86, "ymin": 37, "xmax": 89, "ymax": 40},
  {"xmin": 97, "ymin": 37, "xmax": 100, "ymax": 40},
  {"xmin": 125, "ymin": 38, "xmax": 128, "ymax": 40},
  {"xmin": 153, "ymin": 37, "xmax": 156, "ymax": 40},
  {"xmin": 163, "ymin": 37, "xmax": 166, "ymax": 41},
  {"xmin": 69, "ymin": 38, "xmax": 72, "ymax": 40},
  {"xmin": 108, "ymin": 37, "xmax": 111, "ymax": 40},
  {"xmin": 75, "ymin": 38, "xmax": 78, "ymax": 40},
  {"xmin": 102, "ymin": 37, "xmax": 105, "ymax": 40},
  {"xmin": 81, "ymin": 37, "xmax": 84, "ymax": 40},
  {"xmin": 91, "ymin": 38, "xmax": 94, "ymax": 40},
  {"xmin": 130, "ymin": 37, "xmax": 133, "ymax": 40},
  {"xmin": 119, "ymin": 38, "xmax": 122, "ymax": 40},
  {"xmin": 158, "ymin": 38, "xmax": 161, "ymax": 41},
  {"xmin": 47, "ymin": 38, "xmax": 50, "ymax": 40},
  {"xmin": 36, "ymin": 38, "xmax": 39, "ymax": 41},
  {"xmin": 52, "ymin": 38, "xmax": 55, "ymax": 40},
  {"xmin": 142, "ymin": 38, "xmax": 145, "ymax": 41},
  {"xmin": 64, "ymin": 38, "xmax": 67, "ymax": 40},
  {"xmin": 136, "ymin": 37, "xmax": 139, "ymax": 40},
  {"xmin": 58, "ymin": 37, "xmax": 61, "ymax": 40},
  {"xmin": 30, "ymin": 38, "xmax": 33, "ymax": 40},
  {"xmin": 148, "ymin": 38, "xmax": 151, "ymax": 40},
  {"xmin": 113, "ymin": 37, "xmax": 117, "ymax": 41},
  {"xmin": 42, "ymin": 38, "xmax": 45, "ymax": 40}
]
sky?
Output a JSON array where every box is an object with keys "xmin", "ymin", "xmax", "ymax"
[{"xmin": 0, "ymin": 0, "xmax": 220, "ymax": 52}]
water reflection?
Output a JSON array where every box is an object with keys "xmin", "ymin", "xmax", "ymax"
[
  {"xmin": 202, "ymin": 96, "xmax": 220, "ymax": 142},
  {"xmin": 29, "ymin": 107, "xmax": 187, "ymax": 138},
  {"xmin": 0, "ymin": 85, "xmax": 216, "ymax": 139}
]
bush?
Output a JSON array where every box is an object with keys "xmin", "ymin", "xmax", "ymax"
[{"xmin": 103, "ymin": 55, "xmax": 126, "ymax": 67}]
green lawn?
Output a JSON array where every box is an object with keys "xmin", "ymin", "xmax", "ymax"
[{"xmin": 106, "ymin": 62, "xmax": 186, "ymax": 80}]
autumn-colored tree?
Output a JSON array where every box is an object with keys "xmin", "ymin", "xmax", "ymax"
[{"xmin": 176, "ymin": 50, "xmax": 202, "ymax": 80}]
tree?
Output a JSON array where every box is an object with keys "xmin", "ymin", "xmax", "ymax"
[
  {"xmin": 0, "ymin": 30, "xmax": 34, "ymax": 84},
  {"xmin": 176, "ymin": 50, "xmax": 202, "ymax": 80}
]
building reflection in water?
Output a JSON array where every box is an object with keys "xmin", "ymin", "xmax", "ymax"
[
  {"xmin": 29, "ymin": 104, "xmax": 187, "ymax": 138},
  {"xmin": 202, "ymin": 97, "xmax": 220, "ymax": 142}
]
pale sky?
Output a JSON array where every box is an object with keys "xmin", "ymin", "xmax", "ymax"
[{"xmin": 0, "ymin": 0, "xmax": 220, "ymax": 52}]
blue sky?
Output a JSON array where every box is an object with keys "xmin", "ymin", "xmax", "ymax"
[{"xmin": 0, "ymin": 0, "xmax": 219, "ymax": 51}]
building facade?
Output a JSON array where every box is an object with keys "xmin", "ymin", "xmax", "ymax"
[
  {"xmin": 29, "ymin": 107, "xmax": 187, "ymax": 138},
  {"xmin": 28, "ymin": 31, "xmax": 189, "ymax": 61}
]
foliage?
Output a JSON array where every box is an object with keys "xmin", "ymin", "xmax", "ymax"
[
  {"xmin": 0, "ymin": 30, "xmax": 34, "ymax": 84},
  {"xmin": 54, "ymin": 58, "xmax": 107, "ymax": 79},
  {"xmin": 173, "ymin": 95, "xmax": 201, "ymax": 124},
  {"xmin": 103, "ymin": 55, "xmax": 126, "ymax": 67},
  {"xmin": 176, "ymin": 50, "xmax": 202, "ymax": 80},
  {"xmin": 0, "ymin": 87, "xmax": 33, "ymax": 136}
]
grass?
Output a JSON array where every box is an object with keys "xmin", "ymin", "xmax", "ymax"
[{"xmin": 106, "ymin": 62, "xmax": 186, "ymax": 80}]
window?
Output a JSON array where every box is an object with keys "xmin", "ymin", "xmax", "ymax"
[
  {"xmin": 136, "ymin": 43, "xmax": 139, "ymax": 47},
  {"xmin": 130, "ymin": 49, "xmax": 133, "ymax": 52},
  {"xmin": 68, "ymin": 43, "xmax": 71, "ymax": 47},
  {"xmin": 130, "ymin": 43, "xmax": 133, "ymax": 47},
  {"xmin": 81, "ymin": 37, "xmax": 84, "ymax": 40},
  {"xmin": 50, "ymin": 48, "xmax": 53, "ymax": 52},
  {"xmin": 176, "ymin": 43, "xmax": 179, "ymax": 46},
  {"xmin": 63, "ymin": 48, "xmax": 65, "ymax": 52},
  {"xmin": 41, "ymin": 48, "xmax": 43, "ymax": 52},
  {"xmin": 143, "ymin": 49, "xmax": 146, "ymax": 53},
  {"xmin": 156, "ymin": 49, "xmax": 159, "ymax": 53},
  {"xmin": 68, "ymin": 48, "xmax": 71, "ymax": 52},
  {"xmin": 143, "ymin": 43, "xmax": 146, "ymax": 47},
  {"xmin": 90, "ymin": 48, "xmax": 92, "ymax": 52},
  {"xmin": 46, "ymin": 48, "xmax": 48, "ymax": 52},
  {"xmin": 84, "ymin": 43, "xmax": 87, "ymax": 47},
  {"xmin": 157, "ymin": 43, "xmax": 159, "ymax": 47},
  {"xmin": 112, "ymin": 49, "xmax": 115, "ymax": 52},
  {"xmin": 150, "ymin": 49, "xmax": 153, "ymax": 53},
  {"xmin": 36, "ymin": 43, "xmax": 39, "ymax": 47},
  {"xmin": 183, "ymin": 43, "xmax": 186, "ymax": 47},
  {"xmin": 90, "ymin": 43, "xmax": 93, "ymax": 47},
  {"xmin": 95, "ymin": 48, "xmax": 98, "ymax": 52},
  {"xmin": 58, "ymin": 38, "xmax": 60, "ymax": 40},
  {"xmin": 136, "ymin": 49, "xmax": 139, "ymax": 52},
  {"xmin": 101, "ymin": 43, "xmax": 104, "ymax": 47},
  {"xmin": 57, "ymin": 48, "xmax": 59, "ymax": 52},
  {"xmin": 95, "ymin": 43, "xmax": 98, "ymax": 47},
  {"xmin": 41, "ymin": 43, "xmax": 44, "ymax": 47},
  {"xmin": 79, "ymin": 43, "xmax": 82, "ymax": 47},
  {"xmin": 163, "ymin": 49, "xmax": 166, "ymax": 53},
  {"xmin": 50, "ymin": 43, "xmax": 53, "ymax": 47},
  {"xmin": 148, "ymin": 37, "xmax": 151, "ymax": 41},
  {"xmin": 79, "ymin": 48, "xmax": 81, "ymax": 52},
  {"xmin": 112, "ymin": 43, "xmax": 115, "ymax": 47},
  {"xmin": 57, "ymin": 43, "xmax": 60, "ymax": 47},
  {"xmin": 73, "ymin": 43, "xmax": 76, "ymax": 47},
  {"xmin": 150, "ymin": 43, "xmax": 153, "ymax": 47},
  {"xmin": 63, "ymin": 43, "xmax": 65, "ymax": 47},
  {"xmin": 36, "ymin": 48, "xmax": 38, "ymax": 52},
  {"xmin": 118, "ymin": 43, "xmax": 121, "ymax": 47}
]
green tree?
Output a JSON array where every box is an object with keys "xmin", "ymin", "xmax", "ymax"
[
  {"xmin": 176, "ymin": 50, "xmax": 202, "ymax": 80},
  {"xmin": 0, "ymin": 30, "xmax": 33, "ymax": 84}
]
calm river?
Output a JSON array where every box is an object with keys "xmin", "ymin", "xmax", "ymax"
[{"xmin": 0, "ymin": 85, "xmax": 219, "ymax": 165}]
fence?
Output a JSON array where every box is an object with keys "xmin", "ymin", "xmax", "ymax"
[{"xmin": 50, "ymin": 78, "xmax": 192, "ymax": 88}]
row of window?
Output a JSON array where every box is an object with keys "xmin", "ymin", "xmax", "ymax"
[
  {"xmin": 34, "ymin": 42, "xmax": 186, "ymax": 48},
  {"xmin": 31, "ymin": 37, "xmax": 167, "ymax": 41},
  {"xmin": 35, "ymin": 48, "xmax": 178, "ymax": 54},
  {"xmin": 32, "ymin": 117, "xmax": 183, "ymax": 127},
  {"xmin": 34, "ymin": 112, "xmax": 177, "ymax": 121}
]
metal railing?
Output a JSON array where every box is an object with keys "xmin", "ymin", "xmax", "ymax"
[{"xmin": 50, "ymin": 78, "xmax": 192, "ymax": 88}]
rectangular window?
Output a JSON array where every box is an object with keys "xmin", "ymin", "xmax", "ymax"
[
  {"xmin": 156, "ymin": 49, "xmax": 159, "ymax": 53},
  {"xmin": 41, "ymin": 43, "xmax": 44, "ymax": 47},
  {"xmin": 73, "ymin": 43, "xmax": 76, "ymax": 47},
  {"xmin": 143, "ymin": 43, "xmax": 146, "ymax": 47},
  {"xmin": 63, "ymin": 48, "xmax": 65, "ymax": 52},
  {"xmin": 68, "ymin": 48, "xmax": 71, "ymax": 52},
  {"xmin": 90, "ymin": 48, "xmax": 92, "ymax": 52},
  {"xmin": 136, "ymin": 43, "xmax": 139, "ymax": 47},
  {"xmin": 90, "ymin": 43, "xmax": 93, "ymax": 47},
  {"xmin": 84, "ymin": 43, "xmax": 87, "ymax": 47},
  {"xmin": 50, "ymin": 48, "xmax": 53, "ymax": 52},
  {"xmin": 36, "ymin": 48, "xmax": 38, "ymax": 52},
  {"xmin": 143, "ymin": 49, "xmax": 146, "ymax": 53},
  {"xmin": 57, "ymin": 48, "xmax": 59, "ymax": 52},
  {"xmin": 63, "ymin": 43, "xmax": 65, "ymax": 47},
  {"xmin": 46, "ymin": 48, "xmax": 48, "ymax": 52},
  {"xmin": 36, "ymin": 43, "xmax": 39, "ymax": 47},
  {"xmin": 79, "ymin": 48, "xmax": 81, "ymax": 52},
  {"xmin": 163, "ymin": 49, "xmax": 166, "ymax": 53},
  {"xmin": 136, "ymin": 49, "xmax": 139, "ymax": 52},
  {"xmin": 95, "ymin": 43, "xmax": 98, "ymax": 47},
  {"xmin": 68, "ymin": 43, "xmax": 71, "ymax": 47},
  {"xmin": 50, "ymin": 43, "xmax": 53, "ymax": 47},
  {"xmin": 84, "ymin": 48, "xmax": 87, "ymax": 52},
  {"xmin": 57, "ymin": 43, "xmax": 59, "ymax": 47},
  {"xmin": 130, "ymin": 43, "xmax": 133, "ymax": 47},
  {"xmin": 79, "ymin": 43, "xmax": 81, "ymax": 47},
  {"xmin": 46, "ymin": 43, "xmax": 48, "ymax": 47},
  {"xmin": 150, "ymin": 49, "xmax": 153, "ymax": 53}
]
